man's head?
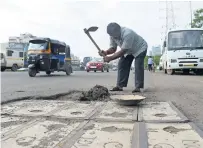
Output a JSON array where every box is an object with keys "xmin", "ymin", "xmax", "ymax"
[{"xmin": 107, "ymin": 22, "xmax": 121, "ymax": 39}]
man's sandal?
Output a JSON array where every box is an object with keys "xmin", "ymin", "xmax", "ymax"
[
  {"xmin": 132, "ymin": 88, "xmax": 141, "ymax": 93},
  {"xmin": 110, "ymin": 86, "xmax": 123, "ymax": 91}
]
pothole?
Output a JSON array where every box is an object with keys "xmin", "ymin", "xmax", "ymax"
[
  {"xmin": 2, "ymin": 85, "xmax": 111, "ymax": 105},
  {"xmin": 48, "ymin": 85, "xmax": 110, "ymax": 102}
]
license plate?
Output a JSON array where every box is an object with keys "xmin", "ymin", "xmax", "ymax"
[
  {"xmin": 90, "ymin": 66, "xmax": 97, "ymax": 68},
  {"xmin": 184, "ymin": 64, "xmax": 194, "ymax": 66}
]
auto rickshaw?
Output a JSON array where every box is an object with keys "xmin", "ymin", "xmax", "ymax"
[{"xmin": 27, "ymin": 38, "xmax": 72, "ymax": 77}]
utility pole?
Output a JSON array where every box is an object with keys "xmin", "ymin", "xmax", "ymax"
[
  {"xmin": 170, "ymin": 1, "xmax": 176, "ymax": 29},
  {"xmin": 159, "ymin": 1, "xmax": 178, "ymax": 42},
  {"xmin": 165, "ymin": 1, "xmax": 169, "ymax": 36},
  {"xmin": 189, "ymin": 1, "xmax": 193, "ymax": 28}
]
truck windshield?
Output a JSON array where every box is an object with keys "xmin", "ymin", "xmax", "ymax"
[
  {"xmin": 28, "ymin": 40, "xmax": 48, "ymax": 50},
  {"xmin": 168, "ymin": 30, "xmax": 203, "ymax": 50}
]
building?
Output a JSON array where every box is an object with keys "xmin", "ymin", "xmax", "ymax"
[
  {"xmin": 9, "ymin": 33, "xmax": 37, "ymax": 43},
  {"xmin": 148, "ymin": 50, "xmax": 153, "ymax": 56},
  {"xmin": 8, "ymin": 33, "xmax": 37, "ymax": 51},
  {"xmin": 152, "ymin": 45, "xmax": 162, "ymax": 56}
]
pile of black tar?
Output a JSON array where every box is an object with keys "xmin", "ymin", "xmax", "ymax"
[{"xmin": 80, "ymin": 85, "xmax": 110, "ymax": 101}]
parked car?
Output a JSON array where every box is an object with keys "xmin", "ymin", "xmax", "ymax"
[{"xmin": 86, "ymin": 58, "xmax": 109, "ymax": 72}]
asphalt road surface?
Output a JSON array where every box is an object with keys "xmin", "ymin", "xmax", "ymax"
[{"xmin": 1, "ymin": 70, "xmax": 203, "ymax": 130}]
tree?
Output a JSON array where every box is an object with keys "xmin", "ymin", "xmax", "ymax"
[{"xmin": 191, "ymin": 8, "xmax": 203, "ymax": 28}]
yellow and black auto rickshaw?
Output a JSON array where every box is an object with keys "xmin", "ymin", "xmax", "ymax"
[{"xmin": 27, "ymin": 38, "xmax": 72, "ymax": 77}]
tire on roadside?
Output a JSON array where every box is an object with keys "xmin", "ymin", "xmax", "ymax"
[
  {"xmin": 28, "ymin": 68, "xmax": 37, "ymax": 77},
  {"xmin": 11, "ymin": 64, "xmax": 18, "ymax": 72},
  {"xmin": 46, "ymin": 71, "xmax": 51, "ymax": 75},
  {"xmin": 65, "ymin": 67, "xmax": 71, "ymax": 76},
  {"xmin": 1, "ymin": 67, "xmax": 6, "ymax": 72}
]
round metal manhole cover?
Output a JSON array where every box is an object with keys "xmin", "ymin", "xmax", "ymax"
[
  {"xmin": 104, "ymin": 142, "xmax": 123, "ymax": 148},
  {"xmin": 16, "ymin": 136, "xmax": 36, "ymax": 146},
  {"xmin": 153, "ymin": 143, "xmax": 174, "ymax": 148}
]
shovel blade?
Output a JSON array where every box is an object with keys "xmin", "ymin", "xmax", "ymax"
[{"xmin": 87, "ymin": 26, "xmax": 98, "ymax": 32}]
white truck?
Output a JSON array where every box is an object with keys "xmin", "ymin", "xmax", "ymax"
[
  {"xmin": 162, "ymin": 28, "xmax": 203, "ymax": 75},
  {"xmin": 1, "ymin": 44, "xmax": 24, "ymax": 71}
]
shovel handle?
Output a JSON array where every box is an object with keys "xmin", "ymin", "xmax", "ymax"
[{"xmin": 84, "ymin": 28, "xmax": 105, "ymax": 57}]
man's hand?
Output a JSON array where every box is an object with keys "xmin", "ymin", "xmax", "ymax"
[
  {"xmin": 98, "ymin": 50, "xmax": 107, "ymax": 57},
  {"xmin": 103, "ymin": 56, "xmax": 112, "ymax": 63}
]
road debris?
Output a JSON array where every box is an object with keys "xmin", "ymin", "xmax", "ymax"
[
  {"xmin": 79, "ymin": 85, "xmax": 110, "ymax": 101},
  {"xmin": 58, "ymin": 85, "xmax": 110, "ymax": 101}
]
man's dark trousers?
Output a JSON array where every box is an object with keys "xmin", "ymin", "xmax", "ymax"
[{"xmin": 117, "ymin": 50, "xmax": 147, "ymax": 89}]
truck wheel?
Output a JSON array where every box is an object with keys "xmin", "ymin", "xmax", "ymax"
[
  {"xmin": 28, "ymin": 68, "xmax": 37, "ymax": 77},
  {"xmin": 167, "ymin": 69, "xmax": 174, "ymax": 75},
  {"xmin": 46, "ymin": 71, "xmax": 51, "ymax": 75},
  {"xmin": 11, "ymin": 64, "xmax": 18, "ymax": 71},
  {"xmin": 87, "ymin": 70, "xmax": 89, "ymax": 72},
  {"xmin": 107, "ymin": 69, "xmax": 109, "ymax": 72},
  {"xmin": 1, "ymin": 67, "xmax": 6, "ymax": 72},
  {"xmin": 94, "ymin": 70, "xmax": 96, "ymax": 72}
]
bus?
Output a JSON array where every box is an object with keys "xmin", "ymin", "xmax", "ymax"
[{"xmin": 162, "ymin": 28, "xmax": 203, "ymax": 75}]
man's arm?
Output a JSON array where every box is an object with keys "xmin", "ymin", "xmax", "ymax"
[
  {"xmin": 106, "ymin": 37, "xmax": 117, "ymax": 55},
  {"xmin": 108, "ymin": 33, "xmax": 134, "ymax": 60},
  {"xmin": 106, "ymin": 47, "xmax": 117, "ymax": 55}
]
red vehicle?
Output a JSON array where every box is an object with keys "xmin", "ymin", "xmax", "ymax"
[{"xmin": 86, "ymin": 58, "xmax": 109, "ymax": 72}]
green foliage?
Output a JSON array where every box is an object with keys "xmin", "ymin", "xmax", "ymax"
[
  {"xmin": 191, "ymin": 8, "xmax": 203, "ymax": 28},
  {"xmin": 153, "ymin": 56, "xmax": 161, "ymax": 66},
  {"xmin": 144, "ymin": 56, "xmax": 148, "ymax": 69}
]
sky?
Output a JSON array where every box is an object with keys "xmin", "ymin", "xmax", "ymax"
[{"xmin": 0, "ymin": 0, "xmax": 203, "ymax": 59}]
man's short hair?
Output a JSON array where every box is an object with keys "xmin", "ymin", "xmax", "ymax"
[{"xmin": 107, "ymin": 22, "xmax": 121, "ymax": 37}]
